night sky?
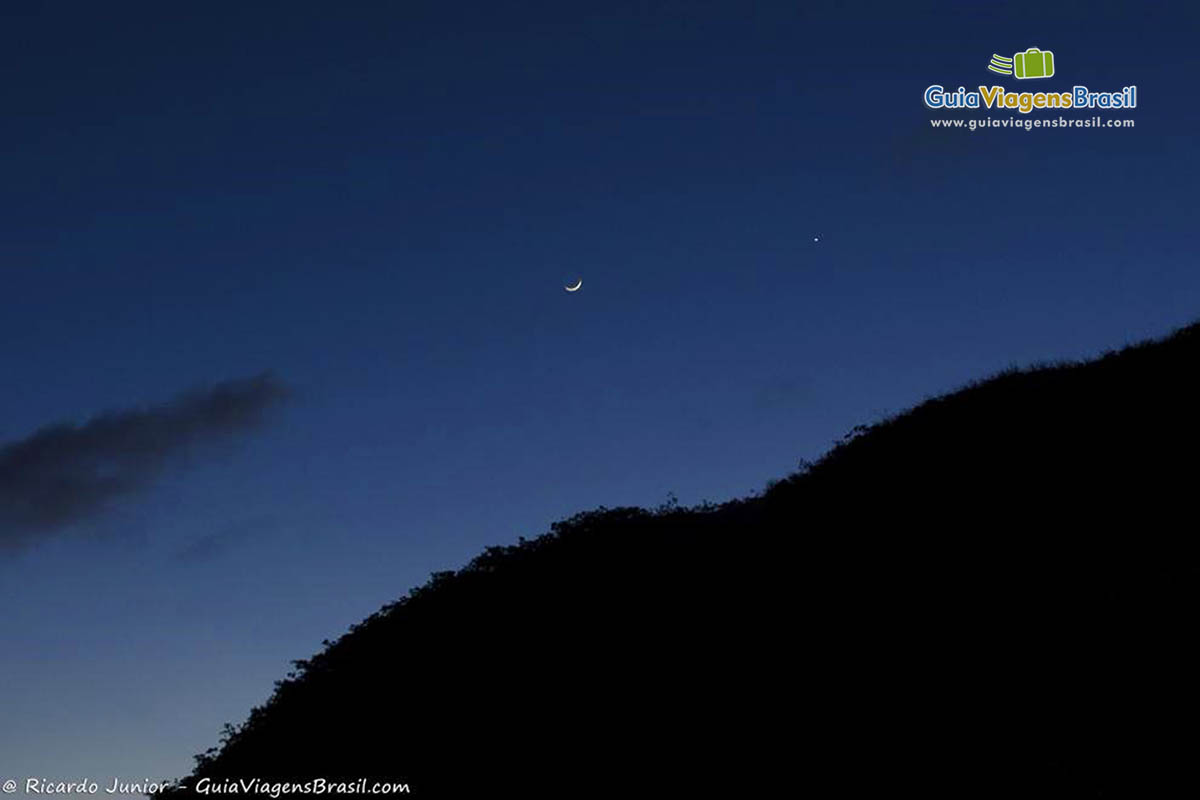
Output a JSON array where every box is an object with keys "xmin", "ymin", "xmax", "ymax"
[{"xmin": 2, "ymin": 1, "xmax": 1197, "ymax": 787}]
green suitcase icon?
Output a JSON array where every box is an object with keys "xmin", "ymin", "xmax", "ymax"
[{"xmin": 1014, "ymin": 47, "xmax": 1054, "ymax": 79}]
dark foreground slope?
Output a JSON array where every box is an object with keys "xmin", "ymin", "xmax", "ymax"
[{"xmin": 163, "ymin": 322, "xmax": 1200, "ymax": 798}]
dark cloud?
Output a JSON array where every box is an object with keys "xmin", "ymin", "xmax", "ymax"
[{"xmin": 0, "ymin": 374, "xmax": 288, "ymax": 551}]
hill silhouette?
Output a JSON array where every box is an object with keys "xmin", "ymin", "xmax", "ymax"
[{"xmin": 161, "ymin": 321, "xmax": 1200, "ymax": 798}]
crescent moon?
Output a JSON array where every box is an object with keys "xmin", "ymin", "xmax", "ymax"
[{"xmin": 565, "ymin": 279, "xmax": 582, "ymax": 292}]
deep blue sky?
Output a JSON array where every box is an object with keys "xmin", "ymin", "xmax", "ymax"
[{"xmin": 2, "ymin": 0, "xmax": 1197, "ymax": 787}]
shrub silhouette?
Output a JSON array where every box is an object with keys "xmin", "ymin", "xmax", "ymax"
[{"xmin": 161, "ymin": 321, "xmax": 1200, "ymax": 798}]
